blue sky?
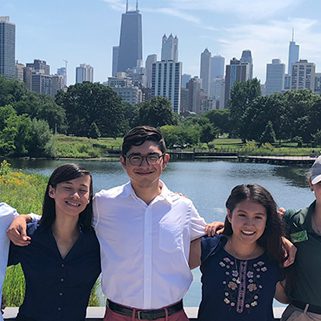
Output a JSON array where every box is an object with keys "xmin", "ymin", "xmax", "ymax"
[{"xmin": 1, "ymin": 0, "xmax": 320, "ymax": 85}]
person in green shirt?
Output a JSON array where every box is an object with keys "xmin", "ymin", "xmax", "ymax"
[{"xmin": 281, "ymin": 156, "xmax": 321, "ymax": 321}]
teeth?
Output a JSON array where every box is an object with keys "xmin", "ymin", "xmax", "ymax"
[
  {"xmin": 66, "ymin": 201, "xmax": 80, "ymax": 207},
  {"xmin": 242, "ymin": 231, "xmax": 255, "ymax": 235}
]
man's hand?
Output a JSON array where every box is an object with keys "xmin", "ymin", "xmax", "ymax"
[
  {"xmin": 205, "ymin": 221, "xmax": 224, "ymax": 236},
  {"xmin": 7, "ymin": 215, "xmax": 32, "ymax": 246},
  {"xmin": 282, "ymin": 236, "xmax": 297, "ymax": 267}
]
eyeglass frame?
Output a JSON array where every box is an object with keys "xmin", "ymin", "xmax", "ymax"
[{"xmin": 125, "ymin": 152, "xmax": 165, "ymax": 166}]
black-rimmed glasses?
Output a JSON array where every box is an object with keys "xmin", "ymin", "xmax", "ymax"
[{"xmin": 126, "ymin": 153, "xmax": 164, "ymax": 166}]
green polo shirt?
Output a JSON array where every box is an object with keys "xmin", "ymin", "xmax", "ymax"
[{"xmin": 284, "ymin": 201, "xmax": 321, "ymax": 306}]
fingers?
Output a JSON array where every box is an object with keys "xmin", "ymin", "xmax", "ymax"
[
  {"xmin": 7, "ymin": 215, "xmax": 31, "ymax": 246},
  {"xmin": 281, "ymin": 236, "xmax": 297, "ymax": 267},
  {"xmin": 205, "ymin": 221, "xmax": 224, "ymax": 236},
  {"xmin": 7, "ymin": 226, "xmax": 31, "ymax": 246}
]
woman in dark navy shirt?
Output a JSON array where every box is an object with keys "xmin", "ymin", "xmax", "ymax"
[
  {"xmin": 189, "ymin": 184, "xmax": 288, "ymax": 321},
  {"xmin": 9, "ymin": 164, "xmax": 101, "ymax": 321}
]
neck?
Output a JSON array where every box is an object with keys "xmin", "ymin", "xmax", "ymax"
[
  {"xmin": 52, "ymin": 215, "xmax": 79, "ymax": 240},
  {"xmin": 315, "ymin": 201, "xmax": 321, "ymax": 218},
  {"xmin": 226, "ymin": 236, "xmax": 263, "ymax": 260},
  {"xmin": 131, "ymin": 181, "xmax": 162, "ymax": 205}
]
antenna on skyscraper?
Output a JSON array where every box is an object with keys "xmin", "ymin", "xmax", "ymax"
[
  {"xmin": 136, "ymin": 0, "xmax": 139, "ymax": 11},
  {"xmin": 292, "ymin": 28, "xmax": 294, "ymax": 41},
  {"xmin": 126, "ymin": 0, "xmax": 128, "ymax": 12}
]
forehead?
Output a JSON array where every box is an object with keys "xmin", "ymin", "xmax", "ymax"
[
  {"xmin": 234, "ymin": 199, "xmax": 266, "ymax": 214},
  {"xmin": 59, "ymin": 175, "xmax": 91, "ymax": 186},
  {"xmin": 127, "ymin": 141, "xmax": 162, "ymax": 155}
]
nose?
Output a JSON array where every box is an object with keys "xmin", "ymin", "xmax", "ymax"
[
  {"xmin": 70, "ymin": 190, "xmax": 80, "ymax": 198},
  {"xmin": 139, "ymin": 156, "xmax": 150, "ymax": 166}
]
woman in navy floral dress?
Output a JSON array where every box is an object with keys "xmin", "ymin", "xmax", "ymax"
[{"xmin": 189, "ymin": 184, "xmax": 288, "ymax": 321}]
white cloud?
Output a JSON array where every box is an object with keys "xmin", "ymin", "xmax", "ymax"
[
  {"xmin": 102, "ymin": 0, "xmax": 125, "ymax": 12},
  {"xmin": 144, "ymin": 7, "xmax": 200, "ymax": 24},
  {"xmin": 166, "ymin": 0, "xmax": 303, "ymax": 20}
]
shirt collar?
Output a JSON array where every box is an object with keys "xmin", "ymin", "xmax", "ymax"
[{"xmin": 123, "ymin": 180, "xmax": 179, "ymax": 205}]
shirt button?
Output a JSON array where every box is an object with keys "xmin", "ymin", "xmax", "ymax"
[
  {"xmin": 59, "ymin": 292, "xmax": 63, "ymax": 296},
  {"xmin": 60, "ymin": 278, "xmax": 64, "ymax": 282},
  {"xmin": 61, "ymin": 263, "xmax": 65, "ymax": 268},
  {"xmin": 58, "ymin": 307, "xmax": 62, "ymax": 311}
]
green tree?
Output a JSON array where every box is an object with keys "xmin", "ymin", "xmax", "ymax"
[
  {"xmin": 200, "ymin": 123, "xmax": 218, "ymax": 146},
  {"xmin": 27, "ymin": 119, "xmax": 55, "ymax": 157},
  {"xmin": 88, "ymin": 122, "xmax": 101, "ymax": 139},
  {"xmin": 56, "ymin": 82, "xmax": 127, "ymax": 137},
  {"xmin": 137, "ymin": 97, "xmax": 178, "ymax": 128},
  {"xmin": 0, "ymin": 76, "xmax": 26, "ymax": 106},
  {"xmin": 229, "ymin": 78, "xmax": 261, "ymax": 141},
  {"xmin": 205, "ymin": 109, "xmax": 230, "ymax": 135},
  {"xmin": 0, "ymin": 105, "xmax": 17, "ymax": 154},
  {"xmin": 160, "ymin": 124, "xmax": 200, "ymax": 148},
  {"xmin": 259, "ymin": 121, "xmax": 276, "ymax": 145},
  {"xmin": 282, "ymin": 90, "xmax": 319, "ymax": 142}
]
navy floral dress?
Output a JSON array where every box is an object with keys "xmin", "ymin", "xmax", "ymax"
[{"xmin": 198, "ymin": 235, "xmax": 283, "ymax": 321}]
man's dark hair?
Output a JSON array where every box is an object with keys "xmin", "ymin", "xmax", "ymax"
[{"xmin": 121, "ymin": 126, "xmax": 166, "ymax": 156}]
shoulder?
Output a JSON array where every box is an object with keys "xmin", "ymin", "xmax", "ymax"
[
  {"xmin": 0, "ymin": 203, "xmax": 18, "ymax": 226},
  {"xmin": 94, "ymin": 184, "xmax": 128, "ymax": 201},
  {"xmin": 284, "ymin": 206, "xmax": 310, "ymax": 226},
  {"xmin": 201, "ymin": 235, "xmax": 226, "ymax": 262}
]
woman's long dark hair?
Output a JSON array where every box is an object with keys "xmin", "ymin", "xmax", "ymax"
[
  {"xmin": 223, "ymin": 184, "xmax": 285, "ymax": 265},
  {"xmin": 40, "ymin": 163, "xmax": 93, "ymax": 230}
]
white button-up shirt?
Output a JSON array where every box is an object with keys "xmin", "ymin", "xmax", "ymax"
[
  {"xmin": 0, "ymin": 203, "xmax": 18, "ymax": 321},
  {"xmin": 93, "ymin": 181, "xmax": 206, "ymax": 309}
]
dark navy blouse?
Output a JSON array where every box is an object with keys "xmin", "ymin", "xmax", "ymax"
[
  {"xmin": 8, "ymin": 223, "xmax": 101, "ymax": 321},
  {"xmin": 198, "ymin": 235, "xmax": 283, "ymax": 321}
]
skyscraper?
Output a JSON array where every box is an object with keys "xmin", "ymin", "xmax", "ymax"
[
  {"xmin": 265, "ymin": 59, "xmax": 285, "ymax": 95},
  {"xmin": 291, "ymin": 59, "xmax": 315, "ymax": 91},
  {"xmin": 224, "ymin": 58, "xmax": 251, "ymax": 107},
  {"xmin": 161, "ymin": 34, "xmax": 178, "ymax": 62},
  {"xmin": 112, "ymin": 46, "xmax": 119, "ymax": 76},
  {"xmin": 210, "ymin": 55, "xmax": 225, "ymax": 79},
  {"xmin": 240, "ymin": 50, "xmax": 253, "ymax": 79},
  {"xmin": 76, "ymin": 64, "xmax": 94, "ymax": 83},
  {"xmin": 200, "ymin": 48, "xmax": 211, "ymax": 96},
  {"xmin": 117, "ymin": 0, "xmax": 142, "ymax": 73},
  {"xmin": 0, "ymin": 16, "xmax": 15, "ymax": 79},
  {"xmin": 288, "ymin": 30, "xmax": 299, "ymax": 76},
  {"xmin": 145, "ymin": 54, "xmax": 157, "ymax": 88},
  {"xmin": 151, "ymin": 60, "xmax": 182, "ymax": 113},
  {"xmin": 57, "ymin": 67, "xmax": 67, "ymax": 87}
]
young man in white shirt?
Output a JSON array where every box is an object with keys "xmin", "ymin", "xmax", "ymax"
[
  {"xmin": 93, "ymin": 126, "xmax": 206, "ymax": 321},
  {"xmin": 0, "ymin": 203, "xmax": 18, "ymax": 321}
]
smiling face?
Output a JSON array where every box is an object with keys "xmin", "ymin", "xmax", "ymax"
[
  {"xmin": 48, "ymin": 175, "xmax": 91, "ymax": 219},
  {"xmin": 227, "ymin": 199, "xmax": 267, "ymax": 245},
  {"xmin": 120, "ymin": 140, "xmax": 170, "ymax": 189}
]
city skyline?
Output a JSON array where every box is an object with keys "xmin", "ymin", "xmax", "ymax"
[{"xmin": 1, "ymin": 0, "xmax": 321, "ymax": 85}]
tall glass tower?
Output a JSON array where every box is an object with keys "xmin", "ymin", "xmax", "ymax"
[
  {"xmin": 288, "ymin": 29, "xmax": 299, "ymax": 76},
  {"xmin": 117, "ymin": 0, "xmax": 142, "ymax": 73},
  {"xmin": 0, "ymin": 16, "xmax": 15, "ymax": 79}
]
